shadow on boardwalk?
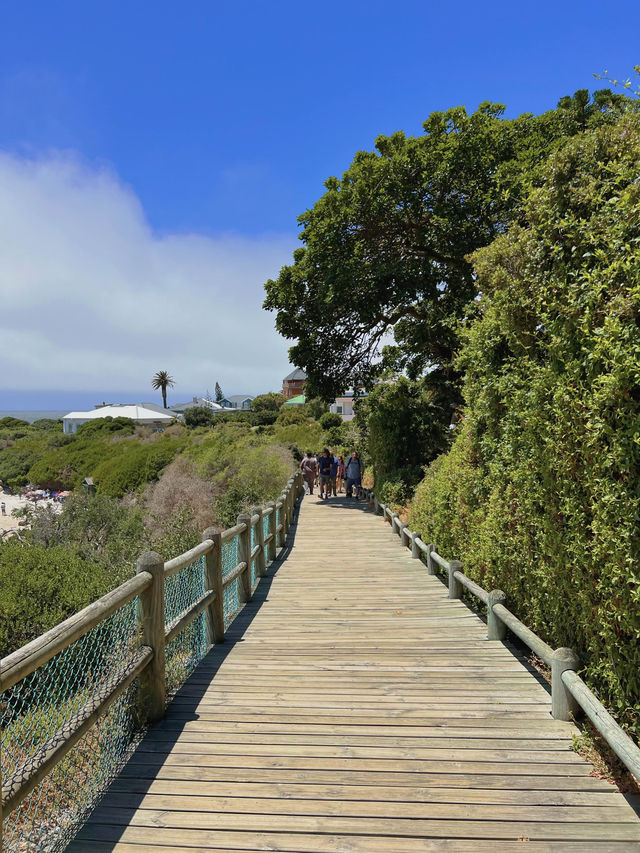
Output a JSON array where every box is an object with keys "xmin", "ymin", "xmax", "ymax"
[{"xmin": 66, "ymin": 492, "xmax": 640, "ymax": 851}]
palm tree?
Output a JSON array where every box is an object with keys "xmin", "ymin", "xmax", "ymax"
[{"xmin": 151, "ymin": 371, "xmax": 175, "ymax": 409}]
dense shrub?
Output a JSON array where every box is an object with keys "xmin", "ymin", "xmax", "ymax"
[
  {"xmin": 92, "ymin": 437, "xmax": 184, "ymax": 497},
  {"xmin": 31, "ymin": 419, "xmax": 63, "ymax": 430},
  {"xmin": 409, "ymin": 114, "xmax": 640, "ymax": 735},
  {"xmin": 76, "ymin": 417, "xmax": 136, "ymax": 437},
  {"xmin": 0, "ymin": 542, "xmax": 106, "ymax": 658},
  {"xmin": 0, "ymin": 417, "xmax": 29, "ymax": 429},
  {"xmin": 28, "ymin": 495, "xmax": 147, "ymax": 587},
  {"xmin": 184, "ymin": 406, "xmax": 216, "ymax": 427},
  {"xmin": 0, "ymin": 447, "xmax": 40, "ymax": 490},
  {"xmin": 359, "ymin": 376, "xmax": 451, "ymax": 505},
  {"xmin": 275, "ymin": 408, "xmax": 308, "ymax": 426},
  {"xmin": 251, "ymin": 392, "xmax": 284, "ymax": 412},
  {"xmin": 319, "ymin": 412, "xmax": 342, "ymax": 430}
]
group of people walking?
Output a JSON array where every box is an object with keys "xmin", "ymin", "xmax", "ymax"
[{"xmin": 300, "ymin": 449, "xmax": 364, "ymax": 500}]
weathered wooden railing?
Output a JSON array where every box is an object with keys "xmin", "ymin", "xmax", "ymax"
[
  {"xmin": 0, "ymin": 470, "xmax": 304, "ymax": 853},
  {"xmin": 362, "ymin": 487, "xmax": 640, "ymax": 783}
]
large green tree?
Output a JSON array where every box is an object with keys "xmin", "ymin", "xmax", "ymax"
[{"xmin": 264, "ymin": 90, "xmax": 630, "ymax": 413}]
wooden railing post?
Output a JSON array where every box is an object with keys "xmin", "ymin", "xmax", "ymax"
[
  {"xmin": 266, "ymin": 501, "xmax": 277, "ymax": 562},
  {"xmin": 487, "ymin": 589, "xmax": 507, "ymax": 641},
  {"xmin": 287, "ymin": 479, "xmax": 295, "ymax": 522},
  {"xmin": 136, "ymin": 551, "xmax": 166, "ymax": 722},
  {"xmin": 391, "ymin": 512, "xmax": 399, "ymax": 537},
  {"xmin": 202, "ymin": 527, "xmax": 224, "ymax": 644},
  {"xmin": 448, "ymin": 559, "xmax": 463, "ymax": 599},
  {"xmin": 426, "ymin": 544, "xmax": 436, "ymax": 575},
  {"xmin": 276, "ymin": 498, "xmax": 285, "ymax": 548},
  {"xmin": 236, "ymin": 513, "xmax": 252, "ymax": 603},
  {"xmin": 251, "ymin": 506, "xmax": 267, "ymax": 578},
  {"xmin": 552, "ymin": 647, "xmax": 581, "ymax": 721},
  {"xmin": 398, "ymin": 522, "xmax": 408, "ymax": 547},
  {"xmin": 281, "ymin": 490, "xmax": 290, "ymax": 536},
  {"xmin": 410, "ymin": 531, "xmax": 420, "ymax": 559}
]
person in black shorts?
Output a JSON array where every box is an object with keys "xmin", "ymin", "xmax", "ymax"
[{"xmin": 317, "ymin": 448, "xmax": 332, "ymax": 500}]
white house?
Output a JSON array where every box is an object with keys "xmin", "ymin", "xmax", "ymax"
[
  {"xmin": 329, "ymin": 391, "xmax": 367, "ymax": 422},
  {"xmin": 62, "ymin": 404, "xmax": 175, "ymax": 435}
]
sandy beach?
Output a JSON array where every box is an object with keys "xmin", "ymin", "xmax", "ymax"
[{"xmin": 0, "ymin": 490, "xmax": 31, "ymax": 535}]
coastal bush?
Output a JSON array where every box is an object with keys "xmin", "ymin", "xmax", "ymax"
[
  {"xmin": 27, "ymin": 495, "xmax": 147, "ymax": 587},
  {"xmin": 76, "ymin": 417, "xmax": 136, "ymax": 437},
  {"xmin": 276, "ymin": 408, "xmax": 308, "ymax": 426},
  {"xmin": 251, "ymin": 392, "xmax": 284, "ymax": 412},
  {"xmin": 0, "ymin": 417, "xmax": 29, "ymax": 429},
  {"xmin": 145, "ymin": 456, "xmax": 217, "ymax": 534},
  {"xmin": 0, "ymin": 447, "xmax": 40, "ymax": 490},
  {"xmin": 0, "ymin": 542, "xmax": 105, "ymax": 658},
  {"xmin": 31, "ymin": 419, "xmax": 63, "ymax": 430},
  {"xmin": 359, "ymin": 376, "xmax": 451, "ymax": 504},
  {"xmin": 92, "ymin": 436, "xmax": 184, "ymax": 497},
  {"xmin": 319, "ymin": 412, "xmax": 342, "ymax": 430},
  {"xmin": 409, "ymin": 114, "xmax": 640, "ymax": 735},
  {"xmin": 184, "ymin": 406, "xmax": 216, "ymax": 427}
]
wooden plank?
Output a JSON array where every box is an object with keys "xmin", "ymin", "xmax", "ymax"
[{"xmin": 73, "ymin": 493, "xmax": 640, "ymax": 850}]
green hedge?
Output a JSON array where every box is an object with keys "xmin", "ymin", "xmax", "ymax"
[
  {"xmin": 92, "ymin": 437, "xmax": 184, "ymax": 497},
  {"xmin": 409, "ymin": 115, "xmax": 640, "ymax": 737},
  {"xmin": 0, "ymin": 543, "xmax": 106, "ymax": 659}
]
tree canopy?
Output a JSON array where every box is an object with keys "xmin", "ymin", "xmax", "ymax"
[{"xmin": 264, "ymin": 90, "xmax": 631, "ymax": 405}]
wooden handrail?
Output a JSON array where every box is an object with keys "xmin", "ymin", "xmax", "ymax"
[
  {"xmin": 2, "ymin": 645, "xmax": 153, "ymax": 815},
  {"xmin": 0, "ymin": 571, "xmax": 152, "ymax": 692},
  {"xmin": 0, "ymin": 468, "xmax": 305, "ymax": 837},
  {"xmin": 366, "ymin": 484, "xmax": 640, "ymax": 780},
  {"xmin": 164, "ymin": 539, "xmax": 213, "ymax": 578}
]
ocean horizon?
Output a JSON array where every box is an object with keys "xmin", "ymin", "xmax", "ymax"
[{"xmin": 0, "ymin": 410, "xmax": 68, "ymax": 424}]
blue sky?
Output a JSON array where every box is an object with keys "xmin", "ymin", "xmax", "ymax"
[{"xmin": 1, "ymin": 1, "xmax": 639, "ymax": 409}]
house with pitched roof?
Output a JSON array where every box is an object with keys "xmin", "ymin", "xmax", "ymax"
[{"xmin": 282, "ymin": 368, "xmax": 307, "ymax": 400}]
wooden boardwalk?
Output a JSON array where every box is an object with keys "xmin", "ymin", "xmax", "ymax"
[{"xmin": 69, "ymin": 493, "xmax": 640, "ymax": 851}]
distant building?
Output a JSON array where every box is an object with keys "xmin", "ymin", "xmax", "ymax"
[
  {"xmin": 227, "ymin": 394, "xmax": 254, "ymax": 410},
  {"xmin": 168, "ymin": 396, "xmax": 231, "ymax": 415},
  {"xmin": 329, "ymin": 391, "xmax": 367, "ymax": 422},
  {"xmin": 62, "ymin": 404, "xmax": 175, "ymax": 435},
  {"xmin": 282, "ymin": 368, "xmax": 307, "ymax": 400}
]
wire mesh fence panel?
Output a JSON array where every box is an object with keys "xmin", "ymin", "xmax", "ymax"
[
  {"xmin": 163, "ymin": 557, "xmax": 207, "ymax": 694},
  {"xmin": 0, "ymin": 603, "xmax": 142, "ymax": 853},
  {"xmin": 262, "ymin": 515, "xmax": 269, "ymax": 566},
  {"xmin": 250, "ymin": 522, "xmax": 257, "ymax": 589},
  {"xmin": 222, "ymin": 535, "xmax": 240, "ymax": 628}
]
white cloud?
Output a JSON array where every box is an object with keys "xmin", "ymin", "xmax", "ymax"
[{"xmin": 0, "ymin": 150, "xmax": 296, "ymax": 397}]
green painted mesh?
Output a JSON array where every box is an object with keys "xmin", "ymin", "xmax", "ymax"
[
  {"xmin": 164, "ymin": 556, "xmax": 207, "ymax": 693},
  {"xmin": 0, "ymin": 494, "xmax": 293, "ymax": 852},
  {"xmin": 0, "ymin": 603, "xmax": 142, "ymax": 853},
  {"xmin": 222, "ymin": 535, "xmax": 240, "ymax": 627},
  {"xmin": 250, "ymin": 522, "xmax": 257, "ymax": 589}
]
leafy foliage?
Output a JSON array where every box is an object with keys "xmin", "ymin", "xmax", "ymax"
[
  {"xmin": 0, "ymin": 542, "xmax": 106, "ymax": 659},
  {"xmin": 319, "ymin": 412, "xmax": 342, "ymax": 430},
  {"xmin": 409, "ymin": 114, "xmax": 640, "ymax": 735},
  {"xmin": 92, "ymin": 435, "xmax": 185, "ymax": 497},
  {"xmin": 264, "ymin": 91, "xmax": 631, "ymax": 404},
  {"xmin": 358, "ymin": 377, "xmax": 452, "ymax": 505},
  {"xmin": 251, "ymin": 392, "xmax": 284, "ymax": 412},
  {"xmin": 184, "ymin": 406, "xmax": 216, "ymax": 427}
]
